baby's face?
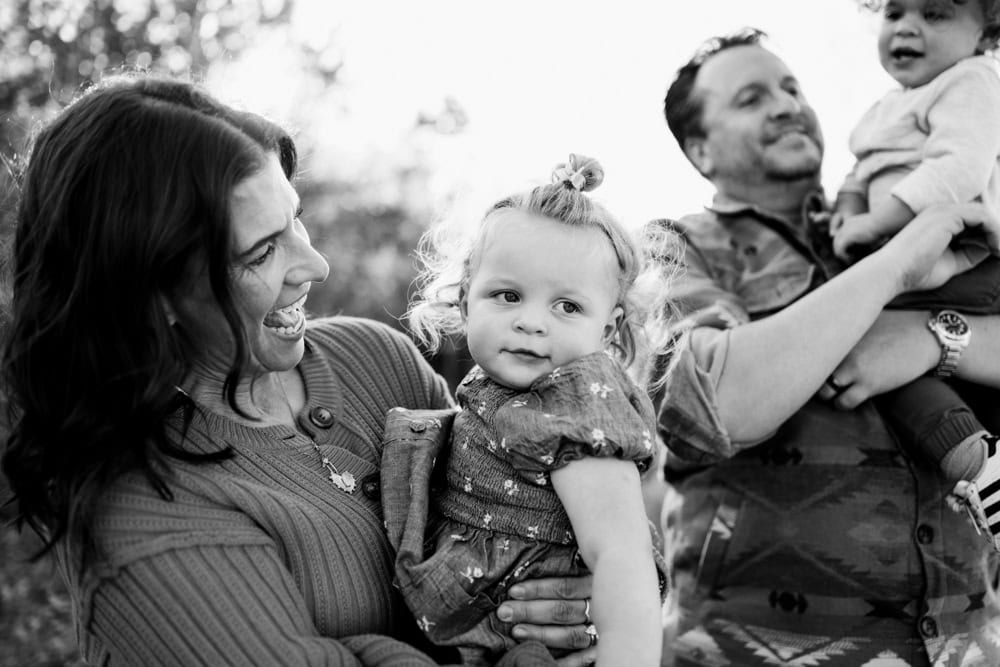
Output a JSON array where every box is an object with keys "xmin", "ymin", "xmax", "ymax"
[
  {"xmin": 462, "ymin": 211, "xmax": 622, "ymax": 390},
  {"xmin": 878, "ymin": 0, "xmax": 987, "ymax": 88}
]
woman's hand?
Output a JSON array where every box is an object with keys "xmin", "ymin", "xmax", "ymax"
[
  {"xmin": 879, "ymin": 203, "xmax": 999, "ymax": 295},
  {"xmin": 496, "ymin": 575, "xmax": 598, "ymax": 667}
]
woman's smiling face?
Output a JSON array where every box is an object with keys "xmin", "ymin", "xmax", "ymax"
[{"xmin": 170, "ymin": 152, "xmax": 329, "ymax": 376}]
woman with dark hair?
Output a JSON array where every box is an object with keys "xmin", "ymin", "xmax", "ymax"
[{"xmin": 1, "ymin": 75, "xmax": 596, "ymax": 666}]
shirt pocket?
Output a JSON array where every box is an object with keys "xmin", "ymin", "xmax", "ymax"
[{"xmin": 738, "ymin": 254, "xmax": 815, "ymax": 317}]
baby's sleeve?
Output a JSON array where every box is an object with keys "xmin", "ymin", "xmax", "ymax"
[{"xmin": 494, "ymin": 352, "xmax": 656, "ymax": 484}]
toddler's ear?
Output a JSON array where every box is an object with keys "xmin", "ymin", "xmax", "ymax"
[
  {"xmin": 458, "ymin": 287, "xmax": 469, "ymax": 320},
  {"xmin": 603, "ymin": 305, "xmax": 625, "ymax": 344}
]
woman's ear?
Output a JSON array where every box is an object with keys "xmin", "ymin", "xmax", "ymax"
[
  {"xmin": 158, "ymin": 293, "xmax": 178, "ymax": 327},
  {"xmin": 603, "ymin": 305, "xmax": 625, "ymax": 344}
]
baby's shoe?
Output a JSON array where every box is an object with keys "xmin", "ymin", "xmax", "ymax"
[{"xmin": 952, "ymin": 435, "xmax": 1000, "ymax": 553}]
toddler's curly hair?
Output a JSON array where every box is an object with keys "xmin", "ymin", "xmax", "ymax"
[{"xmin": 406, "ymin": 154, "xmax": 682, "ymax": 369}]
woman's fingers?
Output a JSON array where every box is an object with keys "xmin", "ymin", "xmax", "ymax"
[
  {"xmin": 555, "ymin": 646, "xmax": 598, "ymax": 666},
  {"xmin": 505, "ymin": 575, "xmax": 592, "ymax": 603},
  {"xmin": 508, "ymin": 621, "xmax": 596, "ymax": 650},
  {"xmin": 498, "ymin": 596, "xmax": 588, "ymax": 626}
]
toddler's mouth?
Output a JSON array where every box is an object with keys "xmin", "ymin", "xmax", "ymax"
[{"xmin": 506, "ymin": 348, "xmax": 546, "ymax": 360}]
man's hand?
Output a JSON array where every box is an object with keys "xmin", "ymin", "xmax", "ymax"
[
  {"xmin": 881, "ymin": 203, "xmax": 999, "ymax": 294},
  {"xmin": 817, "ymin": 310, "xmax": 938, "ymax": 408}
]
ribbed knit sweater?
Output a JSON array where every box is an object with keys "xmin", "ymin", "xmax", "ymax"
[{"xmin": 54, "ymin": 317, "xmax": 459, "ymax": 666}]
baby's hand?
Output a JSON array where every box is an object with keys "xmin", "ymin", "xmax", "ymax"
[
  {"xmin": 832, "ymin": 213, "xmax": 883, "ymax": 262},
  {"xmin": 829, "ymin": 211, "xmax": 846, "ymax": 237}
]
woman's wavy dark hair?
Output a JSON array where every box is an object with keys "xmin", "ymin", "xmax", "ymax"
[{"xmin": 1, "ymin": 74, "xmax": 298, "ymax": 556}]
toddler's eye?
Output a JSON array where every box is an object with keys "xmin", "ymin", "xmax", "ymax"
[
  {"xmin": 492, "ymin": 290, "xmax": 519, "ymax": 303},
  {"xmin": 556, "ymin": 301, "xmax": 581, "ymax": 315}
]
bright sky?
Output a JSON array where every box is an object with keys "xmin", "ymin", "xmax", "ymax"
[{"xmin": 213, "ymin": 0, "xmax": 894, "ymax": 229}]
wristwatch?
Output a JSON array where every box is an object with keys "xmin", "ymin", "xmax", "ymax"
[{"xmin": 927, "ymin": 309, "xmax": 971, "ymax": 377}]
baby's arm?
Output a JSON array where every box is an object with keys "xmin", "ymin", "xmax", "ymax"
[
  {"xmin": 833, "ymin": 196, "xmax": 915, "ymax": 261},
  {"xmin": 550, "ymin": 456, "xmax": 661, "ymax": 667},
  {"xmin": 893, "ymin": 62, "xmax": 1000, "ymax": 214}
]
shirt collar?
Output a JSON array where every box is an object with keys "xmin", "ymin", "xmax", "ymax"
[{"xmin": 705, "ymin": 188, "xmax": 828, "ymax": 228}]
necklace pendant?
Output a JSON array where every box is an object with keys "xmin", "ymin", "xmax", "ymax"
[{"xmin": 330, "ymin": 470, "xmax": 356, "ymax": 494}]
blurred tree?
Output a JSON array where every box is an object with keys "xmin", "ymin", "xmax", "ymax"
[{"xmin": 0, "ymin": 0, "xmax": 471, "ymax": 375}]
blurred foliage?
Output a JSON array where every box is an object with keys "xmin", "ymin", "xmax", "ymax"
[{"xmin": 0, "ymin": 1, "xmax": 471, "ymax": 664}]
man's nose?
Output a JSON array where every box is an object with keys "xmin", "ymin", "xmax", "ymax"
[{"xmin": 770, "ymin": 89, "xmax": 802, "ymax": 118}]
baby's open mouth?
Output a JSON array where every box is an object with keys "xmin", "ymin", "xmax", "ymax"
[{"xmin": 890, "ymin": 46, "xmax": 923, "ymax": 60}]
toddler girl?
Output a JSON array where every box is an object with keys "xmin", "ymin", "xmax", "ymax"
[
  {"xmin": 831, "ymin": 0, "xmax": 1000, "ymax": 550},
  {"xmin": 381, "ymin": 155, "xmax": 672, "ymax": 666}
]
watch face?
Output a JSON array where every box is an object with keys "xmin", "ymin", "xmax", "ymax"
[{"xmin": 939, "ymin": 311, "xmax": 969, "ymax": 337}]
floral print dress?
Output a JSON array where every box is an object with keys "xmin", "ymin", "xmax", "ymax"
[{"xmin": 381, "ymin": 351, "xmax": 663, "ymax": 666}]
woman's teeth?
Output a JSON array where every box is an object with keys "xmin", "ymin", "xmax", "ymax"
[{"xmin": 264, "ymin": 295, "xmax": 307, "ymax": 335}]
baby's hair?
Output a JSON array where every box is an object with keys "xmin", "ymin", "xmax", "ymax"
[
  {"xmin": 859, "ymin": 0, "xmax": 1000, "ymax": 51},
  {"xmin": 407, "ymin": 154, "xmax": 681, "ymax": 368}
]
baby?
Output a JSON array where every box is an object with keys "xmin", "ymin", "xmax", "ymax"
[{"xmin": 832, "ymin": 0, "xmax": 1000, "ymax": 549}]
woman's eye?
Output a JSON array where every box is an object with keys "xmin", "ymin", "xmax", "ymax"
[{"xmin": 247, "ymin": 242, "xmax": 277, "ymax": 268}]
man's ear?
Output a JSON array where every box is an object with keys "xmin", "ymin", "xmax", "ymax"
[
  {"xmin": 603, "ymin": 305, "xmax": 625, "ymax": 344},
  {"xmin": 684, "ymin": 136, "xmax": 713, "ymax": 178}
]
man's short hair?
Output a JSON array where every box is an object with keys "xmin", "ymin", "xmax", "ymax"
[{"xmin": 663, "ymin": 27, "xmax": 768, "ymax": 154}]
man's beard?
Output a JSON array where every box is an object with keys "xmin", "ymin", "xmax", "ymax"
[{"xmin": 765, "ymin": 164, "xmax": 821, "ymax": 182}]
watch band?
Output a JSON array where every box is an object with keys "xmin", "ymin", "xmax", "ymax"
[
  {"xmin": 927, "ymin": 310, "xmax": 970, "ymax": 378},
  {"xmin": 934, "ymin": 341, "xmax": 963, "ymax": 378}
]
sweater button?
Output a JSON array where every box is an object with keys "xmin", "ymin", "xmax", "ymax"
[
  {"xmin": 409, "ymin": 420, "xmax": 427, "ymax": 433},
  {"xmin": 919, "ymin": 616, "xmax": 938, "ymax": 638},
  {"xmin": 362, "ymin": 474, "xmax": 380, "ymax": 500},
  {"xmin": 916, "ymin": 524, "xmax": 934, "ymax": 544},
  {"xmin": 309, "ymin": 406, "xmax": 334, "ymax": 428}
]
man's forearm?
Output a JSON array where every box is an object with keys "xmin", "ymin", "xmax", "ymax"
[
  {"xmin": 958, "ymin": 314, "xmax": 1000, "ymax": 387},
  {"xmin": 716, "ymin": 252, "xmax": 900, "ymax": 442}
]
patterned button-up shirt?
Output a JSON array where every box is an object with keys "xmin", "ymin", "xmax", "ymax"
[{"xmin": 650, "ymin": 193, "xmax": 1000, "ymax": 667}]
